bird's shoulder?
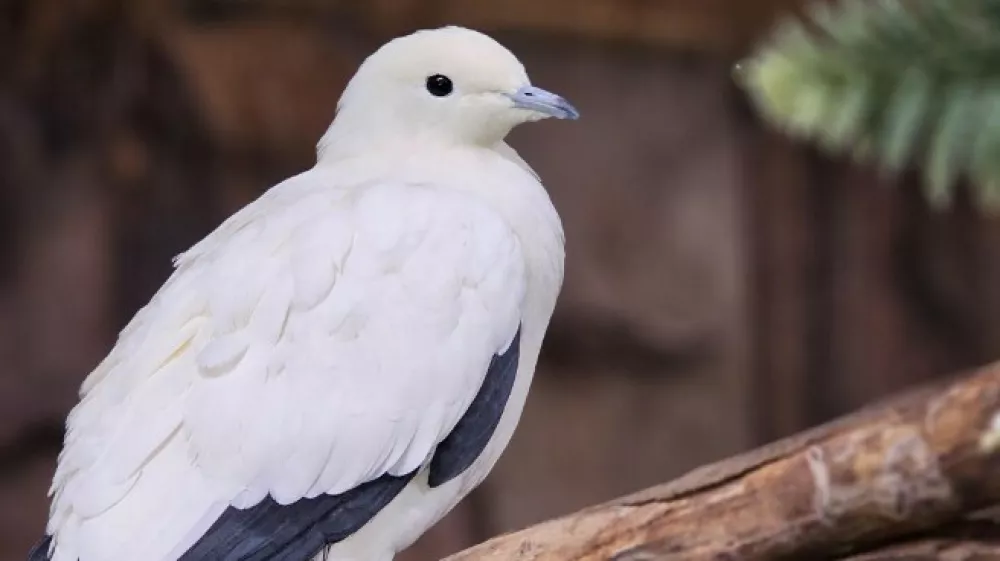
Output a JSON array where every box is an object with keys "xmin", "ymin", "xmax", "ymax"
[
  {"xmin": 165, "ymin": 167, "xmax": 527, "ymax": 348},
  {"xmin": 178, "ymin": 166, "xmax": 519, "ymax": 269}
]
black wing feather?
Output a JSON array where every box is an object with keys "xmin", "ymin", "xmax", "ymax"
[
  {"xmin": 26, "ymin": 536, "xmax": 51, "ymax": 561},
  {"xmin": 27, "ymin": 325, "xmax": 522, "ymax": 561},
  {"xmin": 179, "ymin": 472, "xmax": 416, "ymax": 561},
  {"xmin": 428, "ymin": 326, "xmax": 521, "ymax": 487}
]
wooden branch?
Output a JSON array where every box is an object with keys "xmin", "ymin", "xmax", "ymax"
[{"xmin": 445, "ymin": 362, "xmax": 1000, "ymax": 560}]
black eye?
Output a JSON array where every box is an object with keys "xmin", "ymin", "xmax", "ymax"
[{"xmin": 426, "ymin": 74, "xmax": 453, "ymax": 97}]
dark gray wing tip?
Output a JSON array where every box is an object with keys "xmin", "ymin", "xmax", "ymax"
[
  {"xmin": 27, "ymin": 536, "xmax": 51, "ymax": 561},
  {"xmin": 428, "ymin": 326, "xmax": 522, "ymax": 488},
  {"xmin": 179, "ymin": 471, "xmax": 416, "ymax": 561}
]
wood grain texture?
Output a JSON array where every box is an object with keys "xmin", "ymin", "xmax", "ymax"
[
  {"xmin": 28, "ymin": 0, "xmax": 808, "ymax": 55},
  {"xmin": 167, "ymin": 0, "xmax": 807, "ymax": 54},
  {"xmin": 444, "ymin": 362, "xmax": 1000, "ymax": 560}
]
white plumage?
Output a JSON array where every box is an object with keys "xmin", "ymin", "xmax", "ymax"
[{"xmin": 36, "ymin": 25, "xmax": 575, "ymax": 561}]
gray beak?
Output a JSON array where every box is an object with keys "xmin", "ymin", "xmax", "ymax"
[{"xmin": 508, "ymin": 85, "xmax": 580, "ymax": 120}]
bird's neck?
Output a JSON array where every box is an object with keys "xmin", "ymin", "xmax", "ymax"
[{"xmin": 316, "ymin": 112, "xmax": 516, "ymax": 163}]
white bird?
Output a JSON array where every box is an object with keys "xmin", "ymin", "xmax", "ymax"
[{"xmin": 28, "ymin": 25, "xmax": 576, "ymax": 561}]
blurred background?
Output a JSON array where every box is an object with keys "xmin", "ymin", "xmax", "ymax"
[{"xmin": 2, "ymin": 0, "xmax": 1000, "ymax": 560}]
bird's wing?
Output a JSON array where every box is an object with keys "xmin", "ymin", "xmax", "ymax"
[{"xmin": 44, "ymin": 175, "xmax": 527, "ymax": 561}]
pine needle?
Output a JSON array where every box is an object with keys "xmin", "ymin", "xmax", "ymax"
[{"xmin": 737, "ymin": 0, "xmax": 1000, "ymax": 212}]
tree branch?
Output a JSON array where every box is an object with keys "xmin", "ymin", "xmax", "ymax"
[{"xmin": 445, "ymin": 362, "xmax": 1000, "ymax": 560}]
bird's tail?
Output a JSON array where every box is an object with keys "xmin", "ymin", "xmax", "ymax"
[{"xmin": 26, "ymin": 536, "xmax": 52, "ymax": 561}]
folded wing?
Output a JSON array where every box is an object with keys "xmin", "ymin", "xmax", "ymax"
[{"xmin": 42, "ymin": 177, "xmax": 526, "ymax": 561}]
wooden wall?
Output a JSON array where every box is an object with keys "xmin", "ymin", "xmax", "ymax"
[{"xmin": 2, "ymin": 1, "xmax": 999, "ymax": 560}]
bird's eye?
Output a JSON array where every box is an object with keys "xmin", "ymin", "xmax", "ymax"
[{"xmin": 426, "ymin": 74, "xmax": 453, "ymax": 97}]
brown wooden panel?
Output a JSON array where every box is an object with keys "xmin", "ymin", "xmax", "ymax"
[
  {"xmin": 9, "ymin": 0, "xmax": 809, "ymax": 57},
  {"xmin": 745, "ymin": 128, "xmax": 817, "ymax": 442},
  {"xmin": 747, "ymin": 133, "xmax": 1000, "ymax": 442},
  {"xmin": 165, "ymin": 0, "xmax": 809, "ymax": 54}
]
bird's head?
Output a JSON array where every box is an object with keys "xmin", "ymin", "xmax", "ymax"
[{"xmin": 319, "ymin": 26, "xmax": 578, "ymax": 158}]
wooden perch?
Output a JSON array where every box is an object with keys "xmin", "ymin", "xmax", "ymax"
[{"xmin": 445, "ymin": 362, "xmax": 1000, "ymax": 560}]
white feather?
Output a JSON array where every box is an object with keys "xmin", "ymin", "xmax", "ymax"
[
  {"xmin": 44, "ymin": 25, "xmax": 569, "ymax": 561},
  {"xmin": 46, "ymin": 173, "xmax": 543, "ymax": 560}
]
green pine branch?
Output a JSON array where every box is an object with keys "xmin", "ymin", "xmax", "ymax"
[{"xmin": 736, "ymin": 0, "xmax": 1000, "ymax": 211}]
